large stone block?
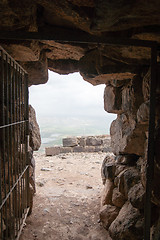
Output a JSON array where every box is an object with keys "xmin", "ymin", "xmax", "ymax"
[
  {"xmin": 104, "ymin": 84, "xmax": 123, "ymax": 114},
  {"xmin": 110, "ymin": 114, "xmax": 146, "ymax": 156},
  {"xmin": 86, "ymin": 136, "xmax": 102, "ymax": 146},
  {"xmin": 112, "ymin": 188, "xmax": 126, "ymax": 208},
  {"xmin": 63, "ymin": 137, "xmax": 78, "ymax": 147},
  {"xmin": 84, "ymin": 146, "xmax": 96, "ymax": 152},
  {"xmin": 103, "ymin": 163, "xmax": 116, "ymax": 181},
  {"xmin": 128, "ymin": 183, "xmax": 145, "ymax": 209},
  {"xmin": 29, "ymin": 105, "xmax": 41, "ymax": 151},
  {"xmin": 117, "ymin": 168, "xmax": 140, "ymax": 198},
  {"xmin": 109, "ymin": 201, "xmax": 143, "ymax": 240},
  {"xmin": 100, "ymin": 205, "xmax": 119, "ymax": 229},
  {"xmin": 101, "ymin": 179, "xmax": 114, "ymax": 206},
  {"xmin": 78, "ymin": 137, "xmax": 86, "ymax": 147},
  {"xmin": 45, "ymin": 147, "xmax": 60, "ymax": 156},
  {"xmin": 73, "ymin": 146, "xmax": 85, "ymax": 152},
  {"xmin": 137, "ymin": 101, "xmax": 149, "ymax": 125},
  {"xmin": 59, "ymin": 147, "xmax": 73, "ymax": 154}
]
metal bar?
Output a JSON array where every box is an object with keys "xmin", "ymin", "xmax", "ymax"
[
  {"xmin": 144, "ymin": 46, "xmax": 158, "ymax": 240},
  {"xmin": 24, "ymin": 75, "xmax": 29, "ymax": 209},
  {"xmin": 16, "ymin": 207, "xmax": 30, "ymax": 240},
  {"xmin": 0, "ymin": 120, "xmax": 28, "ymax": 129},
  {"xmin": 0, "ymin": 166, "xmax": 29, "ymax": 211},
  {"xmin": 0, "ymin": 51, "xmax": 3, "ymax": 240},
  {"xmin": 5, "ymin": 52, "xmax": 10, "ymax": 239},
  {"xmin": 0, "ymin": 46, "xmax": 27, "ymax": 74},
  {"xmin": 9, "ymin": 57, "xmax": 15, "ymax": 239},
  {"xmin": 0, "ymin": 28, "xmax": 159, "ymax": 48}
]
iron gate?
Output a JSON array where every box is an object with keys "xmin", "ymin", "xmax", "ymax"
[{"xmin": 0, "ymin": 46, "xmax": 29, "ymax": 240}]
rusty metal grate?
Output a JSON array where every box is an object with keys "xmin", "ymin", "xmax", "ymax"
[{"xmin": 0, "ymin": 46, "xmax": 29, "ymax": 240}]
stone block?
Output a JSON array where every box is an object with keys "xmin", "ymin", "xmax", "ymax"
[
  {"xmin": 73, "ymin": 146, "xmax": 85, "ymax": 152},
  {"xmin": 84, "ymin": 146, "xmax": 96, "ymax": 152},
  {"xmin": 78, "ymin": 137, "xmax": 86, "ymax": 147},
  {"xmin": 102, "ymin": 137, "xmax": 111, "ymax": 146},
  {"xmin": 101, "ymin": 179, "xmax": 114, "ymax": 206},
  {"xmin": 63, "ymin": 137, "xmax": 78, "ymax": 147},
  {"xmin": 95, "ymin": 146, "xmax": 103, "ymax": 152},
  {"xmin": 45, "ymin": 147, "xmax": 60, "ymax": 156},
  {"xmin": 103, "ymin": 163, "xmax": 116, "ymax": 181},
  {"xmin": 104, "ymin": 84, "xmax": 123, "ymax": 114},
  {"xmin": 137, "ymin": 101, "xmax": 149, "ymax": 125},
  {"xmin": 86, "ymin": 136, "xmax": 102, "ymax": 146},
  {"xmin": 112, "ymin": 188, "xmax": 126, "ymax": 208},
  {"xmin": 100, "ymin": 205, "xmax": 119, "ymax": 229},
  {"xmin": 117, "ymin": 168, "xmax": 140, "ymax": 198},
  {"xmin": 109, "ymin": 201, "xmax": 143, "ymax": 240},
  {"xmin": 59, "ymin": 147, "xmax": 73, "ymax": 154},
  {"xmin": 128, "ymin": 183, "xmax": 145, "ymax": 209},
  {"xmin": 103, "ymin": 146, "xmax": 112, "ymax": 152},
  {"xmin": 110, "ymin": 114, "xmax": 146, "ymax": 156}
]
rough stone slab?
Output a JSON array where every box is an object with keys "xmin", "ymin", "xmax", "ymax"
[
  {"xmin": 85, "ymin": 146, "xmax": 96, "ymax": 152},
  {"xmin": 100, "ymin": 204, "xmax": 119, "ymax": 229},
  {"xmin": 59, "ymin": 147, "xmax": 73, "ymax": 154},
  {"xmin": 95, "ymin": 146, "xmax": 103, "ymax": 152},
  {"xmin": 103, "ymin": 146, "xmax": 112, "ymax": 152},
  {"xmin": 103, "ymin": 138, "xmax": 111, "ymax": 145},
  {"xmin": 73, "ymin": 146, "xmax": 85, "ymax": 152},
  {"xmin": 78, "ymin": 137, "xmax": 86, "ymax": 147},
  {"xmin": 45, "ymin": 147, "xmax": 60, "ymax": 156},
  {"xmin": 63, "ymin": 137, "xmax": 78, "ymax": 147},
  {"xmin": 86, "ymin": 137, "xmax": 102, "ymax": 146}
]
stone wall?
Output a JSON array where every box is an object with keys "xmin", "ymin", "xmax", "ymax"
[
  {"xmin": 100, "ymin": 67, "xmax": 160, "ymax": 240},
  {"xmin": 45, "ymin": 135, "xmax": 112, "ymax": 156}
]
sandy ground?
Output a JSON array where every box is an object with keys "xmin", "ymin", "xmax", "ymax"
[{"xmin": 20, "ymin": 152, "xmax": 112, "ymax": 240}]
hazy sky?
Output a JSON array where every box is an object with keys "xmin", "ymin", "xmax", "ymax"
[{"xmin": 29, "ymin": 70, "xmax": 116, "ymax": 122}]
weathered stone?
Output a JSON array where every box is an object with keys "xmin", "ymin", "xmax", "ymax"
[
  {"xmin": 59, "ymin": 147, "xmax": 73, "ymax": 154},
  {"xmin": 22, "ymin": 54, "xmax": 48, "ymax": 86},
  {"xmin": 103, "ymin": 163, "xmax": 116, "ymax": 181},
  {"xmin": 94, "ymin": 146, "xmax": 103, "ymax": 152},
  {"xmin": 48, "ymin": 59, "xmax": 79, "ymax": 74},
  {"xmin": 1, "ymin": 41, "xmax": 40, "ymax": 62},
  {"xmin": 109, "ymin": 201, "xmax": 143, "ymax": 240},
  {"xmin": 73, "ymin": 146, "xmax": 85, "ymax": 152},
  {"xmin": 100, "ymin": 205, "xmax": 120, "ymax": 229},
  {"xmin": 78, "ymin": 137, "xmax": 86, "ymax": 147},
  {"xmin": 114, "ymin": 165, "xmax": 127, "ymax": 177},
  {"xmin": 101, "ymin": 155, "xmax": 115, "ymax": 185},
  {"xmin": 116, "ymin": 154, "xmax": 139, "ymax": 166},
  {"xmin": 45, "ymin": 146, "xmax": 60, "ymax": 156},
  {"xmin": 79, "ymin": 49, "xmax": 136, "ymax": 86},
  {"xmin": 112, "ymin": 188, "xmax": 126, "ymax": 208},
  {"xmin": 84, "ymin": 146, "xmax": 96, "ymax": 152},
  {"xmin": 137, "ymin": 101, "xmax": 150, "ymax": 125},
  {"xmin": 103, "ymin": 146, "xmax": 113, "ymax": 152},
  {"xmin": 122, "ymin": 75, "xmax": 143, "ymax": 115},
  {"xmin": 92, "ymin": 1, "xmax": 160, "ymax": 32},
  {"xmin": 117, "ymin": 168, "xmax": 140, "ymax": 198},
  {"xmin": 29, "ymin": 105, "xmax": 41, "ymax": 151},
  {"xmin": 110, "ymin": 114, "xmax": 146, "ymax": 156},
  {"xmin": 128, "ymin": 183, "xmax": 145, "ymax": 209},
  {"xmin": 63, "ymin": 137, "xmax": 78, "ymax": 147},
  {"xmin": 104, "ymin": 84, "xmax": 123, "ymax": 114},
  {"xmin": 86, "ymin": 136, "xmax": 102, "ymax": 146},
  {"xmin": 101, "ymin": 179, "xmax": 114, "ymax": 206},
  {"xmin": 102, "ymin": 137, "xmax": 111, "ymax": 146}
]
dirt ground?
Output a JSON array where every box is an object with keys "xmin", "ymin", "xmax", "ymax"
[{"xmin": 20, "ymin": 151, "xmax": 112, "ymax": 240}]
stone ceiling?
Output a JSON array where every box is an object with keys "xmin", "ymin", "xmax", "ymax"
[{"xmin": 0, "ymin": 0, "xmax": 160, "ymax": 85}]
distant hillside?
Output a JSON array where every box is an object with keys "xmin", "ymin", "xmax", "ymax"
[{"xmin": 37, "ymin": 116, "xmax": 113, "ymax": 152}]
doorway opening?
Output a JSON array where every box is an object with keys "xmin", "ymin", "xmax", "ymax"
[
  {"xmin": 29, "ymin": 70, "xmax": 116, "ymax": 152},
  {"xmin": 19, "ymin": 70, "xmax": 116, "ymax": 240}
]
